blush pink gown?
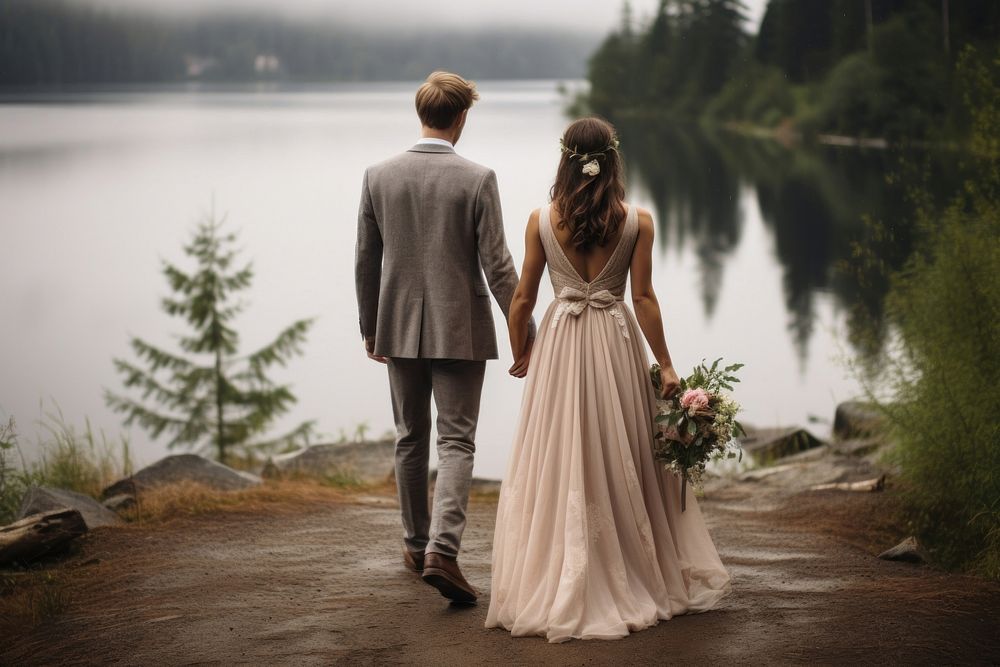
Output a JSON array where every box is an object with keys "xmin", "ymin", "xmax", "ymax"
[{"xmin": 485, "ymin": 203, "xmax": 731, "ymax": 643}]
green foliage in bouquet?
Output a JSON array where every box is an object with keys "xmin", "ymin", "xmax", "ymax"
[{"xmin": 650, "ymin": 358, "xmax": 745, "ymax": 511}]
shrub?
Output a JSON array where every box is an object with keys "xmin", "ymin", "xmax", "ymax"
[
  {"xmin": 706, "ymin": 64, "xmax": 796, "ymax": 127},
  {"xmin": 879, "ymin": 196, "xmax": 1000, "ymax": 576},
  {"xmin": 815, "ymin": 52, "xmax": 890, "ymax": 137},
  {"xmin": 857, "ymin": 47, "xmax": 1000, "ymax": 578}
]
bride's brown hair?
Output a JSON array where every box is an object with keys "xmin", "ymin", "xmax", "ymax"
[{"xmin": 550, "ymin": 116, "xmax": 626, "ymax": 252}]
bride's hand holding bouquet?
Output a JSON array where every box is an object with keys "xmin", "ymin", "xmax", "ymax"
[
  {"xmin": 657, "ymin": 363, "xmax": 681, "ymax": 400},
  {"xmin": 650, "ymin": 358, "xmax": 745, "ymax": 511}
]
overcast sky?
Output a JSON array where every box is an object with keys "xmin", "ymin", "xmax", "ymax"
[{"xmin": 74, "ymin": 0, "xmax": 769, "ymax": 33}]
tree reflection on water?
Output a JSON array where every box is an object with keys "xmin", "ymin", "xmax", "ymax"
[{"xmin": 617, "ymin": 120, "xmax": 959, "ymax": 363}]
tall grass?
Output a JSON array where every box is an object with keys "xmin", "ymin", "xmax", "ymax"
[
  {"xmin": 0, "ymin": 405, "xmax": 132, "ymax": 526},
  {"xmin": 0, "ymin": 416, "xmax": 24, "ymax": 524}
]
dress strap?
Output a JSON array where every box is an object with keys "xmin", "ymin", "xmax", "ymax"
[
  {"xmin": 620, "ymin": 203, "xmax": 640, "ymax": 261},
  {"xmin": 539, "ymin": 203, "xmax": 574, "ymax": 279},
  {"xmin": 538, "ymin": 203, "xmax": 554, "ymax": 248}
]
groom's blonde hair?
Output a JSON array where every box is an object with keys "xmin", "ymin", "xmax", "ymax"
[{"xmin": 415, "ymin": 71, "xmax": 480, "ymax": 129}]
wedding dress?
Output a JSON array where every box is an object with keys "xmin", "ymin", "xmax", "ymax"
[{"xmin": 485, "ymin": 203, "xmax": 731, "ymax": 643}]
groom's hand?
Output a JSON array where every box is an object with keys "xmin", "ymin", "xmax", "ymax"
[
  {"xmin": 508, "ymin": 339, "xmax": 533, "ymax": 378},
  {"xmin": 364, "ymin": 338, "xmax": 387, "ymax": 364}
]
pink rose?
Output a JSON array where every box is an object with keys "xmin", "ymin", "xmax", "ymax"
[{"xmin": 680, "ymin": 388, "xmax": 710, "ymax": 412}]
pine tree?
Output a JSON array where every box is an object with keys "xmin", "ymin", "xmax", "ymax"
[
  {"xmin": 105, "ymin": 210, "xmax": 315, "ymax": 464},
  {"xmin": 691, "ymin": 0, "xmax": 749, "ymax": 96},
  {"xmin": 620, "ymin": 0, "xmax": 635, "ymax": 39}
]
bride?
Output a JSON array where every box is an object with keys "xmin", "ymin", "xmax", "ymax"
[{"xmin": 485, "ymin": 117, "xmax": 731, "ymax": 643}]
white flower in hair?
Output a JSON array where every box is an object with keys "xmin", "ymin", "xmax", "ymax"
[{"xmin": 582, "ymin": 159, "xmax": 600, "ymax": 176}]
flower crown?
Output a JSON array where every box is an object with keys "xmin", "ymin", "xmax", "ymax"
[{"xmin": 559, "ymin": 136, "xmax": 620, "ymax": 177}]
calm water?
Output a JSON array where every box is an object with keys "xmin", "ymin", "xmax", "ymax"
[{"xmin": 0, "ymin": 81, "xmax": 905, "ymax": 478}]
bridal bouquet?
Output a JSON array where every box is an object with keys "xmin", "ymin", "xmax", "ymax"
[{"xmin": 650, "ymin": 358, "xmax": 745, "ymax": 511}]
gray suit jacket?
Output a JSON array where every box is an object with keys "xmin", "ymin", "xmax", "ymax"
[{"xmin": 355, "ymin": 143, "xmax": 528, "ymax": 360}]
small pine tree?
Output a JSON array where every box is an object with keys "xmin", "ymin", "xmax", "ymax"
[{"xmin": 106, "ymin": 210, "xmax": 315, "ymax": 464}]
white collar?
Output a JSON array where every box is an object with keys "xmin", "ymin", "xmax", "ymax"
[{"xmin": 416, "ymin": 137, "xmax": 454, "ymax": 148}]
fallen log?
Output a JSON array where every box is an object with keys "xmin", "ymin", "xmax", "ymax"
[
  {"xmin": 0, "ymin": 508, "xmax": 88, "ymax": 566},
  {"xmin": 810, "ymin": 474, "xmax": 886, "ymax": 493}
]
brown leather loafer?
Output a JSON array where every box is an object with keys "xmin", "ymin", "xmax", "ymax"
[
  {"xmin": 421, "ymin": 552, "xmax": 478, "ymax": 603},
  {"xmin": 403, "ymin": 548, "xmax": 425, "ymax": 573}
]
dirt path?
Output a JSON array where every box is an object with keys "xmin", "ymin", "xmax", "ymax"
[{"xmin": 3, "ymin": 481, "xmax": 999, "ymax": 666}]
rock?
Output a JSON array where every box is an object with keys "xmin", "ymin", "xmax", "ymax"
[
  {"xmin": 102, "ymin": 493, "xmax": 137, "ymax": 513},
  {"xmin": 18, "ymin": 486, "xmax": 122, "ymax": 529},
  {"xmin": 739, "ymin": 426, "xmax": 824, "ymax": 464},
  {"xmin": 102, "ymin": 454, "xmax": 262, "ymax": 498},
  {"xmin": 878, "ymin": 536, "xmax": 925, "ymax": 564},
  {"xmin": 0, "ymin": 508, "xmax": 88, "ymax": 566},
  {"xmin": 830, "ymin": 437, "xmax": 883, "ymax": 457},
  {"xmin": 264, "ymin": 441, "xmax": 396, "ymax": 483},
  {"xmin": 833, "ymin": 401, "xmax": 886, "ymax": 440}
]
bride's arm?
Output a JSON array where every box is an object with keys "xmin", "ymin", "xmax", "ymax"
[
  {"xmin": 629, "ymin": 208, "xmax": 681, "ymax": 397},
  {"xmin": 508, "ymin": 209, "xmax": 546, "ymax": 378}
]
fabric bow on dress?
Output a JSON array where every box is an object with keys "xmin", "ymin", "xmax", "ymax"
[{"xmin": 551, "ymin": 286, "xmax": 630, "ymax": 339}]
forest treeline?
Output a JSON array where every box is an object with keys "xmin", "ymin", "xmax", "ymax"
[
  {"xmin": 0, "ymin": 0, "xmax": 594, "ymax": 85},
  {"xmin": 587, "ymin": 0, "xmax": 1000, "ymax": 142}
]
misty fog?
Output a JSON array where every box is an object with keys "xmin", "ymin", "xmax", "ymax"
[{"xmin": 65, "ymin": 0, "xmax": 768, "ymax": 32}]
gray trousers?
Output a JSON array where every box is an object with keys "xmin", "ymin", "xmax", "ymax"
[{"xmin": 386, "ymin": 357, "xmax": 486, "ymax": 559}]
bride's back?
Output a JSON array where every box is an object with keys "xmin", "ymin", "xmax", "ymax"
[{"xmin": 547, "ymin": 204, "xmax": 629, "ymax": 283}]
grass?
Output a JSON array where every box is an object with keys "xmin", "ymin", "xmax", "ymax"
[
  {"xmin": 0, "ymin": 405, "xmax": 132, "ymax": 525},
  {"xmin": 0, "ymin": 406, "xmax": 131, "ymax": 629},
  {"xmin": 269, "ymin": 465, "xmax": 368, "ymax": 490},
  {"xmin": 119, "ymin": 474, "xmax": 383, "ymax": 525},
  {"xmin": 0, "ymin": 416, "xmax": 21, "ymax": 524},
  {"xmin": 0, "ymin": 570, "xmax": 73, "ymax": 634},
  {"xmin": 469, "ymin": 487, "xmax": 501, "ymax": 503},
  {"xmin": 0, "ymin": 402, "xmax": 388, "ymax": 529},
  {"xmin": 32, "ymin": 407, "xmax": 132, "ymax": 499}
]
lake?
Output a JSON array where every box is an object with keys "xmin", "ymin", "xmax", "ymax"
[{"xmin": 0, "ymin": 81, "xmax": 908, "ymax": 479}]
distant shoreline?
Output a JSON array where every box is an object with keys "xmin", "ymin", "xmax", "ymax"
[{"xmin": 0, "ymin": 78, "xmax": 585, "ymax": 103}]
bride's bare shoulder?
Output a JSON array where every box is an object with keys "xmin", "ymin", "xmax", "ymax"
[
  {"xmin": 629, "ymin": 205, "xmax": 655, "ymax": 233},
  {"xmin": 524, "ymin": 208, "xmax": 543, "ymax": 240},
  {"xmin": 527, "ymin": 207, "xmax": 542, "ymax": 229}
]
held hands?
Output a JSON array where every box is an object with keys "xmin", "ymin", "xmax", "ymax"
[
  {"xmin": 659, "ymin": 364, "xmax": 680, "ymax": 399},
  {"xmin": 364, "ymin": 338, "xmax": 387, "ymax": 364},
  {"xmin": 508, "ymin": 338, "xmax": 534, "ymax": 378}
]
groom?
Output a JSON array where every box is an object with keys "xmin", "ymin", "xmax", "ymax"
[{"xmin": 355, "ymin": 71, "xmax": 531, "ymax": 603}]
